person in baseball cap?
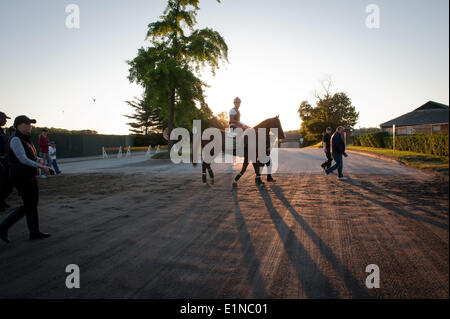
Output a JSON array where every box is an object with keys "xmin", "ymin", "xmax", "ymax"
[
  {"xmin": 13, "ymin": 115, "xmax": 36, "ymax": 128},
  {"xmin": 0, "ymin": 114, "xmax": 52, "ymax": 243}
]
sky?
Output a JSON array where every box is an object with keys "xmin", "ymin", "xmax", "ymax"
[{"xmin": 0, "ymin": 0, "xmax": 448, "ymax": 135}]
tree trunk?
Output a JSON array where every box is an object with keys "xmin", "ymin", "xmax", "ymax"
[{"xmin": 168, "ymin": 87, "xmax": 176, "ymax": 151}]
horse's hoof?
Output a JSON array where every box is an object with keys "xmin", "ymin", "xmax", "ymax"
[
  {"xmin": 210, "ymin": 178, "xmax": 214, "ymax": 185},
  {"xmin": 232, "ymin": 182, "xmax": 238, "ymax": 188}
]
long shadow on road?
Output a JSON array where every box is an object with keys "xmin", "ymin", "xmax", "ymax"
[
  {"xmin": 257, "ymin": 187, "xmax": 340, "ymax": 298},
  {"xmin": 268, "ymin": 184, "xmax": 372, "ymax": 299},
  {"xmin": 340, "ymin": 179, "xmax": 449, "ymax": 231},
  {"xmin": 232, "ymin": 191, "xmax": 268, "ymax": 298}
]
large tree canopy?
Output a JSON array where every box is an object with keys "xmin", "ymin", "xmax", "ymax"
[
  {"xmin": 298, "ymin": 91, "xmax": 359, "ymax": 145},
  {"xmin": 127, "ymin": 0, "xmax": 228, "ymax": 149}
]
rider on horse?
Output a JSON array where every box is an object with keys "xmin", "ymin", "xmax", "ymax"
[{"xmin": 229, "ymin": 97, "xmax": 250, "ymax": 130}]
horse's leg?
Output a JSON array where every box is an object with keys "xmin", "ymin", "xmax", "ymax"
[
  {"xmin": 253, "ymin": 162, "xmax": 264, "ymax": 187},
  {"xmin": 207, "ymin": 163, "xmax": 214, "ymax": 185},
  {"xmin": 202, "ymin": 161, "xmax": 207, "ymax": 183},
  {"xmin": 263, "ymin": 160, "xmax": 275, "ymax": 182},
  {"xmin": 232, "ymin": 159, "xmax": 249, "ymax": 188}
]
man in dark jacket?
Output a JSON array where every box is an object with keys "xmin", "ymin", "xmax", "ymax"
[
  {"xmin": 324, "ymin": 126, "xmax": 348, "ymax": 180},
  {"xmin": 320, "ymin": 127, "xmax": 332, "ymax": 170}
]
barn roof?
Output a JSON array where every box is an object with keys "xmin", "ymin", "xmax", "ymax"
[{"xmin": 380, "ymin": 101, "xmax": 449, "ymax": 128}]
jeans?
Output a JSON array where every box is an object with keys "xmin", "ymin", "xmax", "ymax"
[
  {"xmin": 326, "ymin": 152, "xmax": 344, "ymax": 177},
  {"xmin": 52, "ymin": 159, "xmax": 61, "ymax": 174},
  {"xmin": 39, "ymin": 152, "xmax": 52, "ymax": 176},
  {"xmin": 321, "ymin": 151, "xmax": 332, "ymax": 170}
]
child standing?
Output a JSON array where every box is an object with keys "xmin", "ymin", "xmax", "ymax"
[{"xmin": 49, "ymin": 141, "xmax": 62, "ymax": 175}]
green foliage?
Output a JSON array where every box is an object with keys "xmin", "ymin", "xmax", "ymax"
[
  {"xmin": 127, "ymin": 0, "xmax": 228, "ymax": 149},
  {"xmin": 298, "ymin": 92, "xmax": 359, "ymax": 145},
  {"xmin": 353, "ymin": 127, "xmax": 381, "ymax": 136},
  {"xmin": 125, "ymin": 96, "xmax": 166, "ymax": 134},
  {"xmin": 151, "ymin": 151, "xmax": 170, "ymax": 159},
  {"xmin": 31, "ymin": 127, "xmax": 98, "ymax": 135},
  {"xmin": 384, "ymin": 134, "xmax": 449, "ymax": 157},
  {"xmin": 352, "ymin": 131, "xmax": 389, "ymax": 148},
  {"xmin": 133, "ymin": 133, "xmax": 168, "ymax": 147},
  {"xmin": 353, "ymin": 131, "xmax": 449, "ymax": 157}
]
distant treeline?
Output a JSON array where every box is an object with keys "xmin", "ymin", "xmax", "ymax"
[{"xmin": 31, "ymin": 127, "xmax": 98, "ymax": 135}]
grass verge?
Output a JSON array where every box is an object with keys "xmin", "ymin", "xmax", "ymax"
[
  {"xmin": 151, "ymin": 151, "xmax": 170, "ymax": 159},
  {"xmin": 306, "ymin": 141, "xmax": 323, "ymax": 148},
  {"xmin": 347, "ymin": 145, "xmax": 449, "ymax": 173}
]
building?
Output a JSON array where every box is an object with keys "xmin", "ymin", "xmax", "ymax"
[
  {"xmin": 380, "ymin": 101, "xmax": 449, "ymax": 135},
  {"xmin": 280, "ymin": 133, "xmax": 301, "ymax": 148}
]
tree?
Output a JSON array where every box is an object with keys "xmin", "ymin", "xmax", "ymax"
[
  {"xmin": 298, "ymin": 82, "xmax": 359, "ymax": 145},
  {"xmin": 127, "ymin": 0, "xmax": 228, "ymax": 150},
  {"xmin": 124, "ymin": 96, "xmax": 166, "ymax": 135}
]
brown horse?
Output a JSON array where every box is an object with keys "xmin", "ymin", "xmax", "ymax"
[{"xmin": 195, "ymin": 116, "xmax": 285, "ymax": 187}]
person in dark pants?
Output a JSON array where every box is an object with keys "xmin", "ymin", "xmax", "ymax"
[
  {"xmin": 324, "ymin": 126, "xmax": 348, "ymax": 180},
  {"xmin": 48, "ymin": 141, "xmax": 62, "ymax": 175},
  {"xmin": 0, "ymin": 112, "xmax": 13, "ymax": 211},
  {"xmin": 0, "ymin": 115, "xmax": 52, "ymax": 244},
  {"xmin": 320, "ymin": 127, "xmax": 332, "ymax": 171}
]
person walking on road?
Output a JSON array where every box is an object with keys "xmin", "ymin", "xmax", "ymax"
[
  {"xmin": 320, "ymin": 127, "xmax": 332, "ymax": 171},
  {"xmin": 48, "ymin": 141, "xmax": 61, "ymax": 175},
  {"xmin": 324, "ymin": 126, "xmax": 348, "ymax": 180},
  {"xmin": 38, "ymin": 129, "xmax": 52, "ymax": 179},
  {"xmin": 0, "ymin": 115, "xmax": 52, "ymax": 243}
]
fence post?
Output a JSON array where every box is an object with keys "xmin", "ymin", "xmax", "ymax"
[
  {"xmin": 145, "ymin": 145, "xmax": 152, "ymax": 157},
  {"xmin": 393, "ymin": 124, "xmax": 396, "ymax": 154},
  {"xmin": 102, "ymin": 147, "xmax": 108, "ymax": 159}
]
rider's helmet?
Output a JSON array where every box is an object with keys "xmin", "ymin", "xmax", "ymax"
[{"xmin": 234, "ymin": 97, "xmax": 241, "ymax": 104}]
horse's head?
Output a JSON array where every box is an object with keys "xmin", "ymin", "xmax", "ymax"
[
  {"xmin": 272, "ymin": 115, "xmax": 285, "ymax": 140},
  {"xmin": 255, "ymin": 116, "xmax": 285, "ymax": 140}
]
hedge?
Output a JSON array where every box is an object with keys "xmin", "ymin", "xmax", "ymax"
[
  {"xmin": 133, "ymin": 133, "xmax": 168, "ymax": 147},
  {"xmin": 352, "ymin": 131, "xmax": 449, "ymax": 157},
  {"xmin": 383, "ymin": 134, "xmax": 449, "ymax": 157},
  {"xmin": 352, "ymin": 131, "xmax": 389, "ymax": 148}
]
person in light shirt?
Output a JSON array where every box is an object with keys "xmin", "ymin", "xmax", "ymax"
[
  {"xmin": 229, "ymin": 97, "xmax": 250, "ymax": 130},
  {"xmin": 48, "ymin": 141, "xmax": 62, "ymax": 175}
]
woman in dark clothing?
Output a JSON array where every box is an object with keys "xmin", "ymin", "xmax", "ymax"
[{"xmin": 0, "ymin": 115, "xmax": 52, "ymax": 243}]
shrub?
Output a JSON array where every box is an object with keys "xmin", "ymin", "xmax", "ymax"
[
  {"xmin": 384, "ymin": 134, "xmax": 449, "ymax": 157},
  {"xmin": 352, "ymin": 131, "xmax": 389, "ymax": 148},
  {"xmin": 133, "ymin": 133, "xmax": 167, "ymax": 147}
]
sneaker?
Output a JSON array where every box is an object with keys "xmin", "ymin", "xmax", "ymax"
[
  {"xmin": 339, "ymin": 176, "xmax": 348, "ymax": 180},
  {"xmin": 40, "ymin": 175, "xmax": 47, "ymax": 179}
]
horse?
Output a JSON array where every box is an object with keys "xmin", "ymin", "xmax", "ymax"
[{"xmin": 194, "ymin": 116, "xmax": 285, "ymax": 187}]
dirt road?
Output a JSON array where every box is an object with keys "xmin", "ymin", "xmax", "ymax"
[{"xmin": 0, "ymin": 149, "xmax": 448, "ymax": 298}]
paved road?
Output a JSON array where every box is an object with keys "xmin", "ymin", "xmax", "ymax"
[
  {"xmin": 0, "ymin": 148, "xmax": 447, "ymax": 298},
  {"xmin": 58, "ymin": 148, "xmax": 426, "ymax": 177}
]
